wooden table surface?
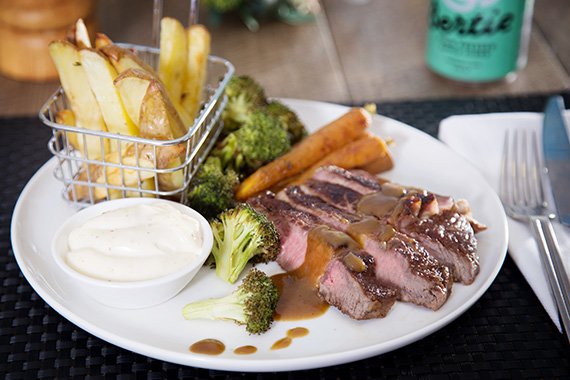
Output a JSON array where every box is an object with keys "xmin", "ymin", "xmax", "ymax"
[{"xmin": 1, "ymin": 0, "xmax": 569, "ymax": 117}]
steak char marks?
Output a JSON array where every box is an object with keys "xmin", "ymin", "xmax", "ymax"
[
  {"xmin": 348, "ymin": 219, "xmax": 451, "ymax": 310},
  {"xmin": 248, "ymin": 165, "xmax": 484, "ymax": 318},
  {"xmin": 305, "ymin": 166, "xmax": 483, "ymax": 285},
  {"xmin": 275, "ymin": 184, "xmax": 452, "ymax": 310},
  {"xmin": 304, "ymin": 226, "xmax": 397, "ymax": 319},
  {"xmin": 390, "ymin": 193, "xmax": 481, "ymax": 284},
  {"xmin": 248, "ymin": 192, "xmax": 320, "ymax": 272}
]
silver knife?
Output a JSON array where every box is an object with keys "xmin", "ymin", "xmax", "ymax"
[
  {"xmin": 542, "ymin": 95, "xmax": 570, "ymax": 341},
  {"xmin": 543, "ymin": 96, "xmax": 570, "ymax": 226}
]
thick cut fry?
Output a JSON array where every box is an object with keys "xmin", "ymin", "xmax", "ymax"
[
  {"xmin": 159, "ymin": 17, "xmax": 187, "ymax": 105},
  {"xmin": 74, "ymin": 19, "xmax": 91, "ymax": 48},
  {"xmin": 182, "ymin": 25, "xmax": 210, "ymax": 118},
  {"xmin": 292, "ymin": 134, "xmax": 393, "ymax": 185},
  {"xmin": 100, "ymin": 44, "xmax": 157, "ymax": 76},
  {"xmin": 114, "ymin": 69, "xmax": 151, "ymax": 126},
  {"xmin": 109, "ymin": 178, "xmax": 157, "ymax": 199},
  {"xmin": 139, "ymin": 79, "xmax": 187, "ymax": 139},
  {"xmin": 55, "ymin": 109, "xmax": 78, "ymax": 149},
  {"xmin": 236, "ymin": 108, "xmax": 370, "ymax": 200},
  {"xmin": 49, "ymin": 41, "xmax": 108, "ymax": 158},
  {"xmin": 157, "ymin": 157, "xmax": 185, "ymax": 191},
  {"xmin": 79, "ymin": 48, "xmax": 138, "ymax": 137},
  {"xmin": 95, "ymin": 33, "xmax": 113, "ymax": 49}
]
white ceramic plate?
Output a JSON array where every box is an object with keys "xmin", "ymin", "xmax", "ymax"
[{"xmin": 11, "ymin": 99, "xmax": 508, "ymax": 372}]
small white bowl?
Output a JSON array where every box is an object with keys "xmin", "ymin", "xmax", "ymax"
[{"xmin": 51, "ymin": 198, "xmax": 213, "ymax": 309}]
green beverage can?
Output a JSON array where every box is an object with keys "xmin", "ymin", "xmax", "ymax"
[{"xmin": 426, "ymin": 0, "xmax": 534, "ymax": 83}]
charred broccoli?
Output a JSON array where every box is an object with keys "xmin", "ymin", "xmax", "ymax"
[
  {"xmin": 265, "ymin": 100, "xmax": 307, "ymax": 145},
  {"xmin": 216, "ymin": 110, "xmax": 291, "ymax": 175},
  {"xmin": 210, "ymin": 203, "xmax": 279, "ymax": 283},
  {"xmin": 187, "ymin": 157, "xmax": 239, "ymax": 220},
  {"xmin": 222, "ymin": 75, "xmax": 267, "ymax": 133},
  {"xmin": 182, "ymin": 268, "xmax": 279, "ymax": 334}
]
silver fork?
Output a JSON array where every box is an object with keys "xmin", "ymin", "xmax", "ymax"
[{"xmin": 500, "ymin": 129, "xmax": 570, "ymax": 342}]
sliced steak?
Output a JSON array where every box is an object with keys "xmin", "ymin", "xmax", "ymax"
[
  {"xmin": 319, "ymin": 249, "xmax": 397, "ymax": 319},
  {"xmin": 389, "ymin": 193, "xmax": 480, "ymax": 284},
  {"xmin": 301, "ymin": 226, "xmax": 397, "ymax": 319},
  {"xmin": 310, "ymin": 165, "xmax": 381, "ymax": 195},
  {"xmin": 348, "ymin": 218, "xmax": 452, "ymax": 310},
  {"xmin": 248, "ymin": 191, "xmax": 319, "ymax": 272},
  {"xmin": 276, "ymin": 186, "xmax": 359, "ymax": 232},
  {"xmin": 300, "ymin": 180, "xmax": 363, "ymax": 213}
]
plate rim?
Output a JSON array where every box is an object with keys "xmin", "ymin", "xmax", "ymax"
[{"xmin": 10, "ymin": 99, "xmax": 509, "ymax": 372}]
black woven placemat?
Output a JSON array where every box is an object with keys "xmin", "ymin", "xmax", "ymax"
[{"xmin": 1, "ymin": 93, "xmax": 569, "ymax": 379}]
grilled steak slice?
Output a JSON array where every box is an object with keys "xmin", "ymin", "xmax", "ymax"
[
  {"xmin": 348, "ymin": 218, "xmax": 452, "ymax": 310},
  {"xmin": 276, "ymin": 186, "xmax": 359, "ymax": 232},
  {"xmin": 300, "ymin": 226, "xmax": 397, "ymax": 319},
  {"xmin": 248, "ymin": 192, "xmax": 319, "ymax": 272},
  {"xmin": 310, "ymin": 166, "xmax": 381, "ymax": 195},
  {"xmin": 300, "ymin": 180, "xmax": 363, "ymax": 213},
  {"xmin": 388, "ymin": 193, "xmax": 480, "ymax": 284},
  {"xmin": 319, "ymin": 249, "xmax": 397, "ymax": 319}
]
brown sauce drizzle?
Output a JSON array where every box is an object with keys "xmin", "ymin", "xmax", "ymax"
[
  {"xmin": 271, "ymin": 337, "xmax": 292, "ymax": 350},
  {"xmin": 233, "ymin": 345, "xmax": 257, "ymax": 355},
  {"xmin": 272, "ymin": 226, "xmax": 363, "ymax": 321},
  {"xmin": 271, "ymin": 327, "xmax": 310, "ymax": 350},
  {"xmin": 189, "ymin": 339, "xmax": 225, "ymax": 355},
  {"xmin": 287, "ymin": 327, "xmax": 309, "ymax": 338},
  {"xmin": 272, "ymin": 273, "xmax": 329, "ymax": 321},
  {"xmin": 356, "ymin": 192, "xmax": 400, "ymax": 218}
]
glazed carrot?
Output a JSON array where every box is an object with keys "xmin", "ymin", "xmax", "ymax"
[
  {"xmin": 236, "ymin": 108, "xmax": 370, "ymax": 200},
  {"xmin": 359, "ymin": 153, "xmax": 394, "ymax": 174},
  {"xmin": 292, "ymin": 133, "xmax": 392, "ymax": 185}
]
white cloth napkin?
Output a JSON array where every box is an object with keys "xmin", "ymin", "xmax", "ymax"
[{"xmin": 439, "ymin": 112, "xmax": 570, "ymax": 332}]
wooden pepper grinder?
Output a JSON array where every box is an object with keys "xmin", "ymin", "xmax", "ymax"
[{"xmin": 0, "ymin": 0, "xmax": 96, "ymax": 82}]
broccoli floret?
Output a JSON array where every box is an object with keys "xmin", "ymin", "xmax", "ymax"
[
  {"xmin": 204, "ymin": 0, "xmax": 243, "ymax": 13},
  {"xmin": 187, "ymin": 157, "xmax": 239, "ymax": 220},
  {"xmin": 216, "ymin": 110, "xmax": 291, "ymax": 175},
  {"xmin": 182, "ymin": 268, "xmax": 279, "ymax": 334},
  {"xmin": 265, "ymin": 100, "xmax": 307, "ymax": 145},
  {"xmin": 222, "ymin": 75, "xmax": 267, "ymax": 132},
  {"xmin": 210, "ymin": 203, "xmax": 279, "ymax": 283}
]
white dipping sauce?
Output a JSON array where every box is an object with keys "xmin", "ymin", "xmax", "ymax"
[{"xmin": 66, "ymin": 203, "xmax": 203, "ymax": 282}]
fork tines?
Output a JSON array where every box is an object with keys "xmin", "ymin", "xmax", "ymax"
[{"xmin": 500, "ymin": 129, "xmax": 547, "ymax": 217}]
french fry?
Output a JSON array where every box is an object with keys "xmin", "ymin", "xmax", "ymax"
[
  {"xmin": 182, "ymin": 25, "xmax": 210, "ymax": 118},
  {"xmin": 49, "ymin": 41, "xmax": 108, "ymax": 159},
  {"xmin": 236, "ymin": 108, "xmax": 370, "ymax": 200},
  {"xmin": 109, "ymin": 178, "xmax": 157, "ymax": 199},
  {"xmin": 100, "ymin": 44, "xmax": 157, "ymax": 76},
  {"xmin": 291, "ymin": 133, "xmax": 393, "ymax": 185},
  {"xmin": 114, "ymin": 68, "xmax": 152, "ymax": 126},
  {"xmin": 55, "ymin": 109, "xmax": 78, "ymax": 149},
  {"xmin": 139, "ymin": 79, "xmax": 186, "ymax": 139},
  {"xmin": 74, "ymin": 18, "xmax": 91, "ymax": 48},
  {"xmin": 93, "ymin": 147, "xmax": 156, "ymax": 200},
  {"xmin": 79, "ymin": 48, "xmax": 138, "ymax": 137},
  {"xmin": 159, "ymin": 17, "xmax": 187, "ymax": 107},
  {"xmin": 94, "ymin": 33, "xmax": 113, "ymax": 49}
]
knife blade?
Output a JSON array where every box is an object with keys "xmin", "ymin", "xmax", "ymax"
[{"xmin": 543, "ymin": 96, "xmax": 570, "ymax": 226}]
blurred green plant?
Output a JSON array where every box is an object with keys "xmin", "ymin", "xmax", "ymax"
[{"xmin": 204, "ymin": 0, "xmax": 320, "ymax": 31}]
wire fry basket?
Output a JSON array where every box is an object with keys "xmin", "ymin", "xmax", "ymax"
[{"xmin": 39, "ymin": 44, "xmax": 234, "ymax": 207}]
